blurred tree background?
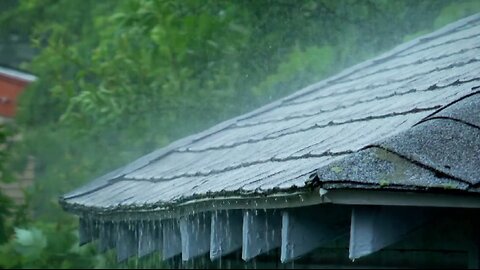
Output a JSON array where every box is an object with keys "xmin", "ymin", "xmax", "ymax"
[{"xmin": 0, "ymin": 0, "xmax": 479, "ymax": 268}]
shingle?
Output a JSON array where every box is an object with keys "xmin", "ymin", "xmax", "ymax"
[
  {"xmin": 340, "ymin": 41, "xmax": 480, "ymax": 84},
  {"xmin": 188, "ymin": 85, "xmax": 476, "ymax": 153},
  {"xmin": 314, "ymin": 147, "xmax": 468, "ymax": 191},
  {"xmin": 396, "ymin": 20, "xmax": 480, "ymax": 57},
  {"xmin": 375, "ymin": 118, "xmax": 480, "ymax": 185},
  {"xmin": 60, "ymin": 13, "xmax": 480, "ymax": 215},
  {"xmin": 62, "ymin": 166, "xmax": 126, "ymax": 200},
  {"xmin": 426, "ymin": 92, "xmax": 480, "ymax": 128},
  {"xmin": 346, "ymin": 31, "xmax": 480, "ymax": 81},
  {"xmin": 242, "ymin": 62, "xmax": 480, "ymax": 125}
]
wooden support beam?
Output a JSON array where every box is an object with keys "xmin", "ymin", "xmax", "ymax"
[
  {"xmin": 180, "ymin": 213, "xmax": 211, "ymax": 261},
  {"xmin": 116, "ymin": 222, "xmax": 138, "ymax": 262},
  {"xmin": 349, "ymin": 205, "xmax": 428, "ymax": 260},
  {"xmin": 79, "ymin": 217, "xmax": 99, "ymax": 246},
  {"xmin": 210, "ymin": 210, "xmax": 243, "ymax": 260},
  {"xmin": 162, "ymin": 219, "xmax": 182, "ymax": 260},
  {"xmin": 281, "ymin": 205, "xmax": 350, "ymax": 263},
  {"xmin": 137, "ymin": 220, "xmax": 162, "ymax": 258},
  {"xmin": 242, "ymin": 210, "xmax": 282, "ymax": 261},
  {"xmin": 98, "ymin": 221, "xmax": 116, "ymax": 252}
]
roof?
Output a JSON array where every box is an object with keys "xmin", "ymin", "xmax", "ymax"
[
  {"xmin": 0, "ymin": 65, "xmax": 37, "ymax": 83},
  {"xmin": 314, "ymin": 92, "xmax": 480, "ymax": 191},
  {"xmin": 61, "ymin": 13, "xmax": 480, "ymax": 218}
]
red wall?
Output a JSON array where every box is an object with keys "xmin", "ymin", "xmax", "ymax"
[{"xmin": 0, "ymin": 74, "xmax": 29, "ymax": 118}]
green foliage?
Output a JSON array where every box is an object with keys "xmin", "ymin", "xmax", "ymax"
[
  {"xmin": 0, "ymin": 192, "xmax": 12, "ymax": 244},
  {"xmin": 0, "ymin": 123, "xmax": 16, "ymax": 244},
  {"xmin": 253, "ymin": 45, "xmax": 335, "ymax": 99},
  {"xmin": 434, "ymin": 0, "xmax": 480, "ymax": 29},
  {"xmin": 1, "ymin": 0, "xmax": 480, "ymax": 268},
  {"xmin": 0, "ymin": 220, "xmax": 101, "ymax": 269},
  {"xmin": 13, "ymin": 227, "xmax": 47, "ymax": 259}
]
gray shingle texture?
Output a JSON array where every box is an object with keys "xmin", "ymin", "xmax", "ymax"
[
  {"xmin": 375, "ymin": 118, "xmax": 480, "ymax": 185},
  {"xmin": 314, "ymin": 147, "xmax": 468, "ymax": 191},
  {"xmin": 61, "ymin": 13, "xmax": 480, "ymax": 214}
]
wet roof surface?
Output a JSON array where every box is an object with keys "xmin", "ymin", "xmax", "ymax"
[{"xmin": 61, "ymin": 14, "xmax": 480, "ymax": 214}]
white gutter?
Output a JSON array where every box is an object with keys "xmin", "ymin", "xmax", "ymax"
[{"xmin": 320, "ymin": 188, "xmax": 480, "ymax": 209}]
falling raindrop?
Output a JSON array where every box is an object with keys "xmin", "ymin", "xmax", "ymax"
[
  {"xmin": 265, "ymin": 211, "xmax": 270, "ymax": 253},
  {"xmin": 218, "ymin": 255, "xmax": 223, "ymax": 269}
]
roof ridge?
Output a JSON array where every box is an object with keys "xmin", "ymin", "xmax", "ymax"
[
  {"xmin": 311, "ymin": 146, "xmax": 471, "ymax": 193},
  {"xmin": 310, "ymin": 89, "xmax": 480, "ymax": 192},
  {"xmin": 369, "ymin": 113, "xmax": 480, "ymax": 186},
  {"xmin": 414, "ymin": 89, "xmax": 480, "ymax": 126}
]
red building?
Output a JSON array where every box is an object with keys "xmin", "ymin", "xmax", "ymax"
[
  {"xmin": 0, "ymin": 65, "xmax": 36, "ymax": 119},
  {"xmin": 0, "ymin": 66, "xmax": 36, "ymax": 205}
]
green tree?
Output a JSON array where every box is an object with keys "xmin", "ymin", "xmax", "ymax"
[
  {"xmin": 1, "ymin": 0, "xmax": 480, "ymax": 268},
  {"xmin": 0, "ymin": 124, "xmax": 14, "ymax": 244}
]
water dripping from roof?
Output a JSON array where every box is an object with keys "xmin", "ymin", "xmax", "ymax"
[
  {"xmin": 84, "ymin": 208, "xmax": 288, "ymax": 268},
  {"xmin": 265, "ymin": 209, "xmax": 270, "ymax": 253},
  {"xmin": 223, "ymin": 210, "xmax": 229, "ymax": 258},
  {"xmin": 217, "ymin": 255, "xmax": 223, "ymax": 269}
]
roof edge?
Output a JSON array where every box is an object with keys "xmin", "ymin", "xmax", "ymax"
[
  {"xmin": 322, "ymin": 188, "xmax": 480, "ymax": 209},
  {"xmin": 61, "ymin": 185, "xmax": 480, "ymax": 221},
  {"xmin": 0, "ymin": 66, "xmax": 37, "ymax": 82},
  {"xmin": 60, "ymin": 188, "xmax": 323, "ymax": 221}
]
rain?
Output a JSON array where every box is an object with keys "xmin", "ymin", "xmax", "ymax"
[{"xmin": 1, "ymin": 0, "xmax": 480, "ymax": 269}]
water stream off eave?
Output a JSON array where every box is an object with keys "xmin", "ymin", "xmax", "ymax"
[{"xmin": 80, "ymin": 207, "xmax": 285, "ymax": 269}]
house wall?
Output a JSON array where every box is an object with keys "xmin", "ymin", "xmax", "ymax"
[
  {"xmin": 0, "ymin": 72, "xmax": 34, "ymax": 205},
  {"xmin": 0, "ymin": 73, "xmax": 29, "ymax": 118}
]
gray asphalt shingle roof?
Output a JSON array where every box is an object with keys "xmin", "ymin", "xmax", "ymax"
[{"xmin": 61, "ymin": 13, "xmax": 480, "ymax": 217}]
